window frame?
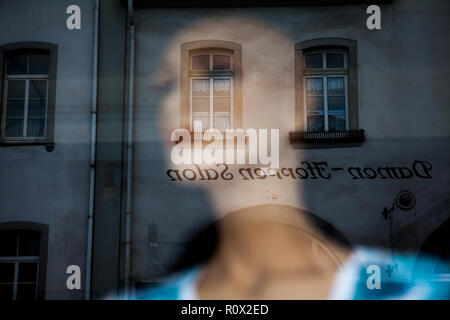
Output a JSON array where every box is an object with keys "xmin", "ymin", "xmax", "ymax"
[
  {"xmin": 0, "ymin": 240, "xmax": 40, "ymax": 300},
  {"xmin": 0, "ymin": 42, "xmax": 57, "ymax": 149},
  {"xmin": 0, "ymin": 222, "xmax": 48, "ymax": 300},
  {"xmin": 2, "ymin": 56, "xmax": 50, "ymax": 139},
  {"xmin": 190, "ymin": 51, "xmax": 234, "ymax": 73},
  {"xmin": 293, "ymin": 38, "xmax": 362, "ymax": 148},
  {"xmin": 303, "ymin": 69, "xmax": 350, "ymax": 132},
  {"xmin": 180, "ymin": 40, "xmax": 242, "ymax": 133},
  {"xmin": 295, "ymin": 38, "xmax": 358, "ymax": 131},
  {"xmin": 304, "ymin": 49, "xmax": 348, "ymax": 70},
  {"xmin": 190, "ymin": 75, "xmax": 234, "ymax": 132},
  {"xmin": 189, "ymin": 50, "xmax": 235, "ymax": 131}
]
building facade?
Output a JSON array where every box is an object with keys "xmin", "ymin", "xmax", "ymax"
[{"xmin": 0, "ymin": 0, "xmax": 448, "ymax": 300}]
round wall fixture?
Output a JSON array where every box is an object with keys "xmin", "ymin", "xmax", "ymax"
[{"xmin": 395, "ymin": 190, "xmax": 416, "ymax": 210}]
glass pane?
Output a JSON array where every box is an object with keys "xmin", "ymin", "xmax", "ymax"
[
  {"xmin": 305, "ymin": 53, "xmax": 323, "ymax": 69},
  {"xmin": 29, "ymin": 80, "xmax": 47, "ymax": 99},
  {"xmin": 328, "ymin": 114, "xmax": 346, "ymax": 131},
  {"xmin": 192, "ymin": 55, "xmax": 209, "ymax": 71},
  {"xmin": 192, "ymin": 79, "xmax": 209, "ymax": 96},
  {"xmin": 18, "ymin": 262, "xmax": 38, "ymax": 282},
  {"xmin": 29, "ymin": 53, "xmax": 49, "ymax": 74},
  {"xmin": 328, "ymin": 96, "xmax": 345, "ymax": 113},
  {"xmin": 307, "ymin": 115, "xmax": 324, "ymax": 131},
  {"xmin": 213, "ymin": 79, "xmax": 230, "ymax": 96},
  {"xmin": 7, "ymin": 80, "xmax": 26, "ymax": 99},
  {"xmin": 327, "ymin": 77, "xmax": 344, "ymax": 95},
  {"xmin": 214, "ymin": 97, "xmax": 230, "ymax": 112},
  {"xmin": 0, "ymin": 231, "xmax": 18, "ymax": 256},
  {"xmin": 306, "ymin": 78, "xmax": 323, "ymax": 95},
  {"xmin": 18, "ymin": 231, "xmax": 40, "ymax": 256},
  {"xmin": 213, "ymin": 55, "xmax": 230, "ymax": 70},
  {"xmin": 5, "ymin": 118, "xmax": 24, "ymax": 137},
  {"xmin": 306, "ymin": 96, "xmax": 324, "ymax": 114},
  {"xmin": 326, "ymin": 53, "xmax": 344, "ymax": 68},
  {"xmin": 0, "ymin": 284, "xmax": 13, "ymax": 300},
  {"xmin": 16, "ymin": 283, "xmax": 37, "ymax": 300},
  {"xmin": 6, "ymin": 53, "xmax": 27, "ymax": 74},
  {"xmin": 28, "ymin": 100, "xmax": 47, "ymax": 118},
  {"xmin": 6, "ymin": 99, "xmax": 25, "ymax": 117},
  {"xmin": 214, "ymin": 117, "xmax": 231, "ymax": 131},
  {"xmin": 192, "ymin": 117, "xmax": 209, "ymax": 130},
  {"xmin": 0, "ymin": 263, "xmax": 15, "ymax": 283},
  {"xmin": 192, "ymin": 97, "xmax": 209, "ymax": 113},
  {"xmin": 26, "ymin": 119, "xmax": 46, "ymax": 137}
]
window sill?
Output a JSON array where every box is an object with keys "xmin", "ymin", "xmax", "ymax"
[
  {"xmin": 0, "ymin": 140, "xmax": 55, "ymax": 152},
  {"xmin": 289, "ymin": 129, "xmax": 365, "ymax": 149}
]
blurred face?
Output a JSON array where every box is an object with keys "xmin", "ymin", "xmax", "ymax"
[{"xmin": 153, "ymin": 15, "xmax": 305, "ymax": 217}]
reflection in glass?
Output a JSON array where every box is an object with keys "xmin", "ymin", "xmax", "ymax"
[
  {"xmin": 6, "ymin": 54, "xmax": 27, "ymax": 74},
  {"xmin": 193, "ymin": 117, "xmax": 209, "ymax": 130},
  {"xmin": 28, "ymin": 100, "xmax": 47, "ymax": 118},
  {"xmin": 306, "ymin": 78, "xmax": 323, "ymax": 94},
  {"xmin": 29, "ymin": 80, "xmax": 47, "ymax": 99},
  {"xmin": 193, "ymin": 97, "xmax": 209, "ymax": 113},
  {"xmin": 5, "ymin": 118, "xmax": 24, "ymax": 137},
  {"xmin": 27, "ymin": 118, "xmax": 46, "ymax": 137},
  {"xmin": 192, "ymin": 79, "xmax": 209, "ymax": 95},
  {"xmin": 326, "ymin": 53, "xmax": 344, "ymax": 68},
  {"xmin": 327, "ymin": 77, "xmax": 344, "ymax": 95},
  {"xmin": 327, "ymin": 96, "xmax": 345, "ymax": 112},
  {"xmin": 306, "ymin": 96, "xmax": 324, "ymax": 113},
  {"xmin": 307, "ymin": 115, "xmax": 324, "ymax": 131},
  {"xmin": 328, "ymin": 114, "xmax": 346, "ymax": 131},
  {"xmin": 305, "ymin": 53, "xmax": 323, "ymax": 69},
  {"xmin": 214, "ymin": 97, "xmax": 230, "ymax": 112},
  {"xmin": 213, "ymin": 79, "xmax": 230, "ymax": 95},
  {"xmin": 213, "ymin": 55, "xmax": 230, "ymax": 70},
  {"xmin": 192, "ymin": 55, "xmax": 209, "ymax": 70},
  {"xmin": 7, "ymin": 80, "xmax": 25, "ymax": 99},
  {"xmin": 214, "ymin": 117, "xmax": 231, "ymax": 131},
  {"xmin": 6, "ymin": 100, "xmax": 25, "ymax": 117},
  {"xmin": 29, "ymin": 54, "xmax": 49, "ymax": 74}
]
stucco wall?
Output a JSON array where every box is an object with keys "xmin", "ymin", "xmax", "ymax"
[{"xmin": 0, "ymin": 0, "xmax": 94, "ymax": 299}]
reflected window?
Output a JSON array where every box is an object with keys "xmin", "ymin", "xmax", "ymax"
[
  {"xmin": 304, "ymin": 50, "xmax": 348, "ymax": 132},
  {"xmin": 190, "ymin": 50, "xmax": 233, "ymax": 131}
]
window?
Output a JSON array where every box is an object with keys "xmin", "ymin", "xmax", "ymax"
[
  {"xmin": 2, "ymin": 50, "xmax": 49, "ymax": 138},
  {"xmin": 0, "ymin": 43, "xmax": 57, "ymax": 148},
  {"xmin": 304, "ymin": 50, "xmax": 348, "ymax": 131},
  {"xmin": 0, "ymin": 228, "xmax": 46, "ymax": 300},
  {"xmin": 292, "ymin": 38, "xmax": 364, "ymax": 148},
  {"xmin": 190, "ymin": 51, "xmax": 233, "ymax": 131},
  {"xmin": 181, "ymin": 40, "xmax": 242, "ymax": 133}
]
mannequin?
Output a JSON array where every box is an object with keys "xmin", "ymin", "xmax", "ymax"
[{"xmin": 196, "ymin": 204, "xmax": 350, "ymax": 299}]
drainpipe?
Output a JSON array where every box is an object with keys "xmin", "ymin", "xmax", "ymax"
[
  {"xmin": 124, "ymin": 0, "xmax": 135, "ymax": 299},
  {"xmin": 85, "ymin": 0, "xmax": 99, "ymax": 300}
]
